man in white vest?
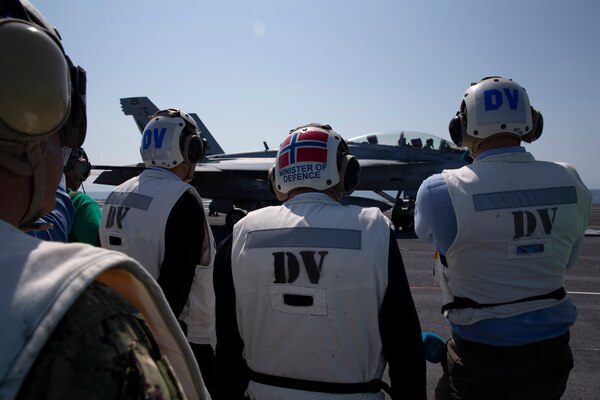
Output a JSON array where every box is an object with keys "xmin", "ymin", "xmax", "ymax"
[
  {"xmin": 415, "ymin": 76, "xmax": 592, "ymax": 400},
  {"xmin": 214, "ymin": 123, "xmax": 426, "ymax": 399},
  {"xmin": 99, "ymin": 109, "xmax": 218, "ymax": 399},
  {"xmin": 0, "ymin": 1, "xmax": 210, "ymax": 399}
]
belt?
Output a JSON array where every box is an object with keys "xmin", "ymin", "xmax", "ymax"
[
  {"xmin": 248, "ymin": 370, "xmax": 392, "ymax": 396},
  {"xmin": 452, "ymin": 331, "xmax": 570, "ymax": 358},
  {"xmin": 441, "ymin": 287, "xmax": 567, "ymax": 313}
]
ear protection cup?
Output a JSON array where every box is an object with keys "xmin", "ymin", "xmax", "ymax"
[
  {"xmin": 0, "ymin": 19, "xmax": 72, "ymax": 139},
  {"xmin": 334, "ymin": 139, "xmax": 360, "ymax": 195},
  {"xmin": 182, "ymin": 133, "xmax": 205, "ymax": 163},
  {"xmin": 522, "ymin": 107, "xmax": 543, "ymax": 143},
  {"xmin": 267, "ymin": 166, "xmax": 276, "ymax": 196},
  {"xmin": 531, "ymin": 108, "xmax": 543, "ymax": 141},
  {"xmin": 448, "ymin": 112, "xmax": 466, "ymax": 147},
  {"xmin": 337, "ymin": 154, "xmax": 360, "ymax": 194},
  {"xmin": 65, "ymin": 147, "xmax": 91, "ymax": 181},
  {"xmin": 73, "ymin": 160, "xmax": 91, "ymax": 182},
  {"xmin": 60, "ymin": 57, "xmax": 87, "ymax": 148},
  {"xmin": 0, "ymin": 21, "xmax": 87, "ymax": 147}
]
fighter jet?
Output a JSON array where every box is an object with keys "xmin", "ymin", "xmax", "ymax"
[{"xmin": 94, "ymin": 97, "xmax": 469, "ymax": 228}]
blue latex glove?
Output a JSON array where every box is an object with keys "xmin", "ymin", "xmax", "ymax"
[{"xmin": 422, "ymin": 331, "xmax": 446, "ymax": 363}]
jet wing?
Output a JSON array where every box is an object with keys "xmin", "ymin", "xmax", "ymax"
[
  {"xmin": 93, "ymin": 164, "xmax": 146, "ymax": 186},
  {"xmin": 92, "ymin": 158, "xmax": 276, "ymax": 204},
  {"xmin": 198, "ymin": 157, "xmax": 275, "ymax": 172}
]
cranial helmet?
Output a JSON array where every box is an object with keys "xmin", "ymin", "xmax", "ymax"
[
  {"xmin": 448, "ymin": 76, "xmax": 543, "ymax": 148},
  {"xmin": 268, "ymin": 123, "xmax": 360, "ymax": 201},
  {"xmin": 64, "ymin": 146, "xmax": 91, "ymax": 183},
  {"xmin": 0, "ymin": 0, "xmax": 87, "ymax": 228},
  {"xmin": 140, "ymin": 108, "xmax": 205, "ymax": 168}
]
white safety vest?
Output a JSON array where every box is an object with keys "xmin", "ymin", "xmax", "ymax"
[
  {"xmin": 231, "ymin": 192, "xmax": 391, "ymax": 400},
  {"xmin": 99, "ymin": 168, "xmax": 216, "ymax": 345},
  {"xmin": 438, "ymin": 151, "xmax": 591, "ymax": 325},
  {"xmin": 0, "ymin": 219, "xmax": 208, "ymax": 400}
]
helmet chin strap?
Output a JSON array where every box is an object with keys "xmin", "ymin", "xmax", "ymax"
[
  {"xmin": 462, "ymin": 135, "xmax": 483, "ymax": 158},
  {"xmin": 466, "ymin": 134, "xmax": 521, "ymax": 158},
  {"xmin": 182, "ymin": 161, "xmax": 196, "ymax": 183},
  {"xmin": 21, "ymin": 140, "xmax": 48, "ymax": 230},
  {"xmin": 326, "ymin": 188, "xmax": 343, "ymax": 202},
  {"xmin": 0, "ymin": 138, "xmax": 48, "ymax": 230}
]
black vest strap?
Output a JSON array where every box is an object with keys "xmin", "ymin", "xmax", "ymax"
[
  {"xmin": 248, "ymin": 370, "xmax": 392, "ymax": 396},
  {"xmin": 439, "ymin": 253, "xmax": 448, "ymax": 267},
  {"xmin": 441, "ymin": 287, "xmax": 566, "ymax": 313}
]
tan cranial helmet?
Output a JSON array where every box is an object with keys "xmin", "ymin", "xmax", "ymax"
[{"xmin": 0, "ymin": 0, "xmax": 87, "ymax": 228}]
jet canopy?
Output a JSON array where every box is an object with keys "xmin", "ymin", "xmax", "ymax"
[{"xmin": 347, "ymin": 130, "xmax": 464, "ymax": 153}]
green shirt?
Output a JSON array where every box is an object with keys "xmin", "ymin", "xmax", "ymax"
[{"xmin": 68, "ymin": 190, "xmax": 101, "ymax": 246}]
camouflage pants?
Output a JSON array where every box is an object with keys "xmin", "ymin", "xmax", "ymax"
[{"xmin": 17, "ymin": 282, "xmax": 186, "ymax": 400}]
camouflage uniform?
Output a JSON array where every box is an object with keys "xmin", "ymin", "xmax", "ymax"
[{"xmin": 17, "ymin": 282, "xmax": 186, "ymax": 400}]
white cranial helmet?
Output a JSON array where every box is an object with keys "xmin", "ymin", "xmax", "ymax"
[
  {"xmin": 448, "ymin": 76, "xmax": 543, "ymax": 147},
  {"xmin": 140, "ymin": 108, "xmax": 204, "ymax": 168},
  {"xmin": 269, "ymin": 123, "xmax": 359, "ymax": 201}
]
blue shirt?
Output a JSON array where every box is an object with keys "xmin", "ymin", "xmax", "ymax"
[
  {"xmin": 28, "ymin": 184, "xmax": 75, "ymax": 242},
  {"xmin": 415, "ymin": 146, "xmax": 580, "ymax": 346}
]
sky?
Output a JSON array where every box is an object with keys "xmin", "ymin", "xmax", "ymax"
[{"xmin": 33, "ymin": 0, "xmax": 600, "ymax": 190}]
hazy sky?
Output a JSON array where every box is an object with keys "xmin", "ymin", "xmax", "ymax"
[{"xmin": 34, "ymin": 0, "xmax": 600, "ymax": 189}]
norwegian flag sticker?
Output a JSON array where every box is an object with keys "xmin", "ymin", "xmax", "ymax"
[{"xmin": 278, "ymin": 130, "xmax": 328, "ymax": 168}]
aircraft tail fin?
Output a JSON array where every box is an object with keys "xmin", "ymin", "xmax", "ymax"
[
  {"xmin": 120, "ymin": 97, "xmax": 160, "ymax": 134},
  {"xmin": 189, "ymin": 113, "xmax": 225, "ymax": 156},
  {"xmin": 119, "ymin": 97, "xmax": 225, "ymax": 156}
]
